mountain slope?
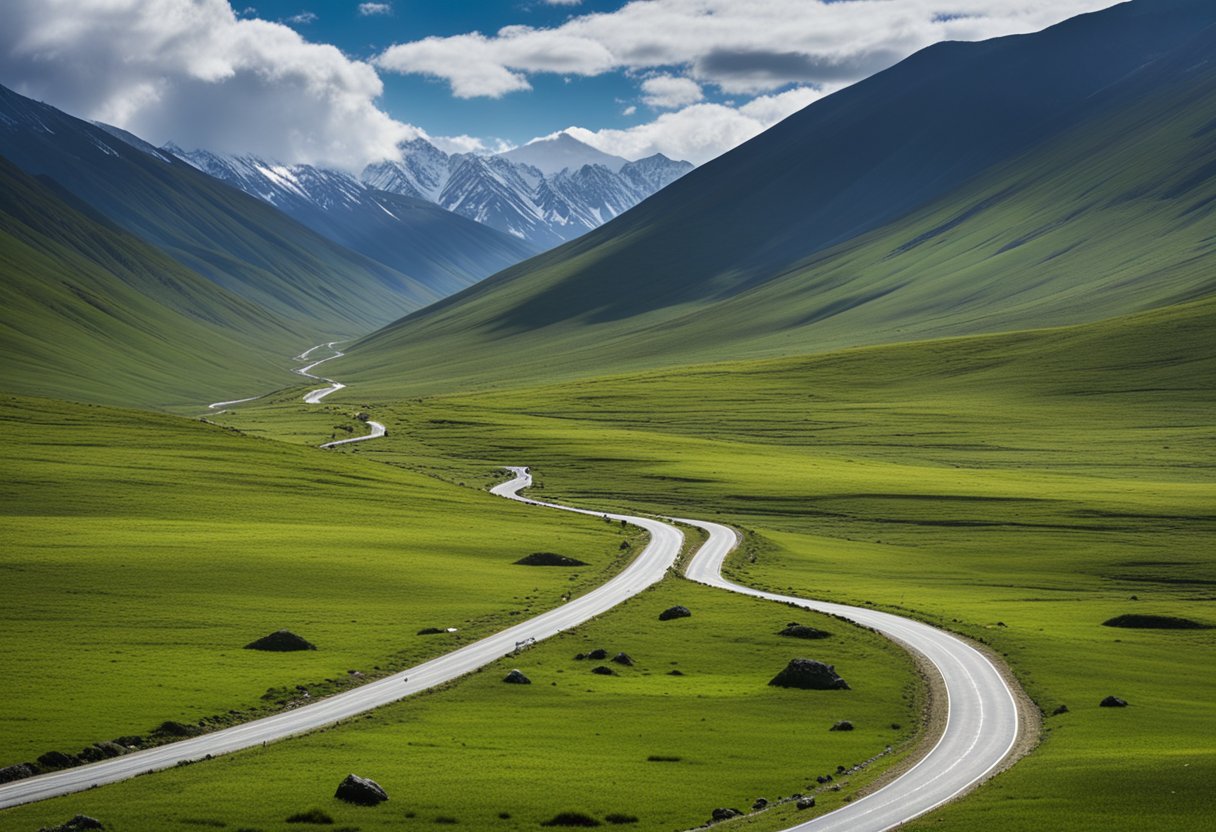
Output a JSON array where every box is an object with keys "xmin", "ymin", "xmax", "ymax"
[
  {"xmin": 335, "ymin": 0, "xmax": 1216, "ymax": 396},
  {"xmin": 164, "ymin": 146, "xmax": 539, "ymax": 296},
  {"xmin": 0, "ymin": 156, "xmax": 301, "ymax": 408},
  {"xmin": 0, "ymin": 85, "xmax": 439, "ymax": 334}
]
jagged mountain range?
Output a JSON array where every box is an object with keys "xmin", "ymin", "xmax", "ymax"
[{"xmin": 362, "ymin": 135, "xmax": 693, "ymax": 248}]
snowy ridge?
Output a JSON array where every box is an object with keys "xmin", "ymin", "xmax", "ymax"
[{"xmin": 362, "ymin": 135, "xmax": 693, "ymax": 248}]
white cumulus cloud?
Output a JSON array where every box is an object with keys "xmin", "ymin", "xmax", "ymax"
[
  {"xmin": 640, "ymin": 75, "xmax": 703, "ymax": 109},
  {"xmin": 358, "ymin": 3, "xmax": 392, "ymax": 16},
  {"xmin": 0, "ymin": 0, "xmax": 421, "ymax": 171},
  {"xmin": 375, "ymin": 0, "xmax": 1119, "ymax": 98},
  {"xmin": 563, "ymin": 86, "xmax": 827, "ymax": 165}
]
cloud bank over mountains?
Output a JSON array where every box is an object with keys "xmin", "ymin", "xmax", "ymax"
[{"xmin": 0, "ymin": 0, "xmax": 1116, "ymax": 170}]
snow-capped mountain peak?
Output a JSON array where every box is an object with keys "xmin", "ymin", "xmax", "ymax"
[{"xmin": 362, "ymin": 139, "xmax": 693, "ymax": 248}]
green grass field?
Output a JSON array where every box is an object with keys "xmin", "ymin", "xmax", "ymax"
[
  {"xmin": 215, "ymin": 296, "xmax": 1215, "ymax": 831},
  {"xmin": 1, "ymin": 579, "xmax": 923, "ymax": 832},
  {"xmin": 0, "ymin": 395, "xmax": 642, "ymax": 764}
]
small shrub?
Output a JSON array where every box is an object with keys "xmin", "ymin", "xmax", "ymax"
[{"xmin": 285, "ymin": 809, "xmax": 334, "ymax": 824}]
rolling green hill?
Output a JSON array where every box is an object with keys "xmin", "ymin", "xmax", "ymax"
[
  {"xmin": 0, "ymin": 85, "xmax": 440, "ymax": 334},
  {"xmin": 0, "ymin": 156, "xmax": 309, "ymax": 408},
  {"xmin": 336, "ymin": 0, "xmax": 1216, "ymax": 396}
]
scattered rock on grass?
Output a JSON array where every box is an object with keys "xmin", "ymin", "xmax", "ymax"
[
  {"xmin": 710, "ymin": 808, "xmax": 742, "ymax": 822},
  {"xmin": 752, "ymin": 798, "xmax": 768, "ymax": 810},
  {"xmin": 0, "ymin": 763, "xmax": 37, "ymax": 783},
  {"xmin": 36, "ymin": 751, "xmax": 78, "ymax": 770},
  {"xmin": 1102, "ymin": 614, "xmax": 1211, "ymax": 630},
  {"xmin": 38, "ymin": 816, "xmax": 104, "ymax": 832},
  {"xmin": 540, "ymin": 811, "xmax": 601, "ymax": 827},
  {"xmin": 152, "ymin": 720, "xmax": 200, "ymax": 738},
  {"xmin": 1052, "ymin": 705, "xmax": 1069, "ymax": 716},
  {"xmin": 591, "ymin": 666, "xmax": 617, "ymax": 676},
  {"xmin": 667, "ymin": 669, "xmax": 685, "ymax": 676},
  {"xmin": 514, "ymin": 552, "xmax": 589, "ymax": 567},
  {"xmin": 503, "ymin": 669, "xmax": 532, "ymax": 685},
  {"xmin": 796, "ymin": 797, "xmax": 816, "ymax": 810},
  {"xmin": 587, "ymin": 648, "xmax": 608, "ymax": 660},
  {"xmin": 830, "ymin": 720, "xmax": 855, "ymax": 732},
  {"xmin": 768, "ymin": 659, "xmax": 850, "ymax": 690},
  {"xmin": 658, "ymin": 606, "xmax": 691, "ymax": 621},
  {"xmin": 244, "ymin": 630, "xmax": 316, "ymax": 652},
  {"xmin": 1100, "ymin": 696, "xmax": 1129, "ymax": 708},
  {"xmin": 611, "ymin": 652, "xmax": 634, "ymax": 666},
  {"xmin": 334, "ymin": 773, "xmax": 389, "ymax": 805},
  {"xmin": 778, "ymin": 622, "xmax": 832, "ymax": 640}
]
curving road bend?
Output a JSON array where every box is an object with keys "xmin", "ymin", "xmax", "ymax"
[
  {"xmin": 680, "ymin": 517, "xmax": 1020, "ymax": 832},
  {"xmin": 0, "ymin": 469, "xmax": 682, "ymax": 811}
]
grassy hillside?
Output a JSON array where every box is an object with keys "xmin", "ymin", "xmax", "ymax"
[
  {"xmin": 0, "ymin": 395, "xmax": 635, "ymax": 762},
  {"xmin": 335, "ymin": 0, "xmax": 1216, "ymax": 396},
  {"xmin": 0, "ymin": 85, "xmax": 440, "ymax": 334},
  {"xmin": 211, "ymin": 294, "xmax": 1215, "ymax": 831},
  {"xmin": 0, "ymin": 157, "xmax": 309, "ymax": 408}
]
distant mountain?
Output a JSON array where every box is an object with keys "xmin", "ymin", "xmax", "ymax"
[
  {"xmin": 0, "ymin": 83, "xmax": 439, "ymax": 335},
  {"xmin": 336, "ymin": 0, "xmax": 1216, "ymax": 396},
  {"xmin": 497, "ymin": 133, "xmax": 628, "ymax": 175},
  {"xmin": 162, "ymin": 145, "xmax": 539, "ymax": 298},
  {"xmin": 362, "ymin": 138, "xmax": 692, "ymax": 248}
]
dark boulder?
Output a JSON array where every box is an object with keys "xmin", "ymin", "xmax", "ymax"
[
  {"xmin": 39, "ymin": 816, "xmax": 104, "ymax": 832},
  {"xmin": 658, "ymin": 606, "xmax": 691, "ymax": 621},
  {"xmin": 751, "ymin": 798, "xmax": 768, "ymax": 810},
  {"xmin": 1100, "ymin": 695, "xmax": 1129, "ymax": 708},
  {"xmin": 0, "ymin": 763, "xmax": 37, "ymax": 783},
  {"xmin": 591, "ymin": 666, "xmax": 617, "ymax": 676},
  {"xmin": 829, "ymin": 720, "xmax": 855, "ymax": 732},
  {"xmin": 796, "ymin": 797, "xmax": 816, "ymax": 810},
  {"xmin": 587, "ymin": 648, "xmax": 609, "ymax": 660},
  {"xmin": 36, "ymin": 751, "xmax": 78, "ymax": 769},
  {"xmin": 667, "ymin": 669, "xmax": 685, "ymax": 676},
  {"xmin": 769, "ymin": 659, "xmax": 850, "ymax": 690},
  {"xmin": 334, "ymin": 773, "xmax": 389, "ymax": 805},
  {"xmin": 244, "ymin": 629, "xmax": 317, "ymax": 651},
  {"xmin": 710, "ymin": 808, "xmax": 742, "ymax": 822},
  {"xmin": 778, "ymin": 622, "xmax": 831, "ymax": 640},
  {"xmin": 503, "ymin": 669, "xmax": 532, "ymax": 685},
  {"xmin": 611, "ymin": 652, "xmax": 634, "ymax": 666},
  {"xmin": 1102, "ymin": 614, "xmax": 1210, "ymax": 630},
  {"xmin": 417, "ymin": 627, "xmax": 446, "ymax": 635},
  {"xmin": 514, "ymin": 552, "xmax": 589, "ymax": 567},
  {"xmin": 1052, "ymin": 704, "xmax": 1070, "ymax": 716}
]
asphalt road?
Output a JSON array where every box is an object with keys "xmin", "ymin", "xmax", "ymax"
[
  {"xmin": 0, "ymin": 468, "xmax": 682, "ymax": 810},
  {"xmin": 680, "ymin": 517, "xmax": 1021, "ymax": 832}
]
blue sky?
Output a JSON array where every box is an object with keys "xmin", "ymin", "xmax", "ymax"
[{"xmin": 0, "ymin": 1, "xmax": 1118, "ymax": 169}]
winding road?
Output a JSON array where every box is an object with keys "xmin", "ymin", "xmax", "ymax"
[
  {"xmin": 681, "ymin": 518, "xmax": 1021, "ymax": 831},
  {"xmin": 0, "ymin": 345, "xmax": 1024, "ymax": 830}
]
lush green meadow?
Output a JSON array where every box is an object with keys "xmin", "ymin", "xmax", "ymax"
[
  {"xmin": 270, "ymin": 297, "xmax": 1215, "ymax": 830},
  {"xmin": 1, "ymin": 579, "xmax": 922, "ymax": 832},
  {"xmin": 0, "ymin": 395, "xmax": 638, "ymax": 764}
]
